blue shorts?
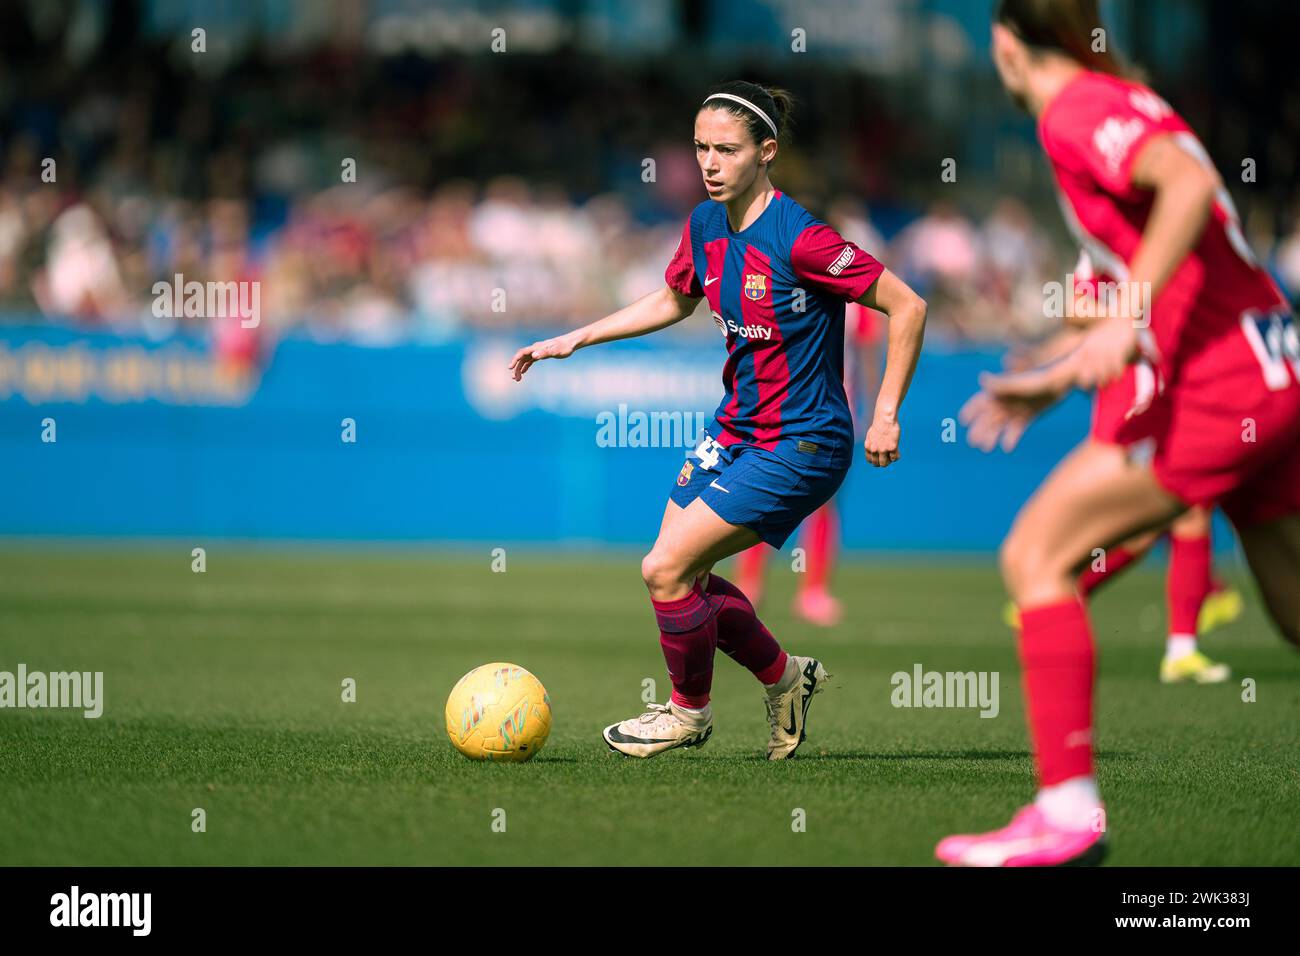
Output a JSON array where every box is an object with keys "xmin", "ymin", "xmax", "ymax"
[{"xmin": 668, "ymin": 434, "xmax": 849, "ymax": 549}]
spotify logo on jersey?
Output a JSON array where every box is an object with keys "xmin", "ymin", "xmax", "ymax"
[{"xmin": 711, "ymin": 311, "xmax": 774, "ymax": 340}]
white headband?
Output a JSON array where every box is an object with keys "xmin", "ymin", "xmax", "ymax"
[{"xmin": 703, "ymin": 93, "xmax": 779, "ymax": 141}]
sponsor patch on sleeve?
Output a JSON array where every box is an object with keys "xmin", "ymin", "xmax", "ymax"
[{"xmin": 828, "ymin": 245, "xmax": 855, "ymax": 276}]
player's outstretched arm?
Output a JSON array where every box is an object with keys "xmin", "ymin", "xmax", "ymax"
[
  {"xmin": 960, "ymin": 365, "xmax": 1069, "ymax": 453},
  {"xmin": 508, "ymin": 285, "xmax": 701, "ymax": 381},
  {"xmin": 965, "ymin": 135, "xmax": 1221, "ymax": 448},
  {"xmin": 857, "ymin": 269, "xmax": 927, "ymax": 467}
]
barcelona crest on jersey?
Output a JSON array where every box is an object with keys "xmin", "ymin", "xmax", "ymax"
[
  {"xmin": 676, "ymin": 461, "xmax": 694, "ymax": 486},
  {"xmin": 743, "ymin": 273, "xmax": 767, "ymax": 300}
]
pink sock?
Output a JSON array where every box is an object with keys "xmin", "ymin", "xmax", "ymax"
[
  {"xmin": 735, "ymin": 543, "xmax": 767, "ymax": 604},
  {"xmin": 1167, "ymin": 534, "xmax": 1212, "ymax": 636},
  {"xmin": 1018, "ymin": 598, "xmax": 1096, "ymax": 786},
  {"xmin": 801, "ymin": 502, "xmax": 837, "ymax": 593},
  {"xmin": 652, "ymin": 583, "xmax": 718, "ymax": 709},
  {"xmin": 703, "ymin": 573, "xmax": 787, "ymax": 684}
]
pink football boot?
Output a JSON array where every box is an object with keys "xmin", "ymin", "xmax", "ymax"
[{"xmin": 936, "ymin": 804, "xmax": 1107, "ymax": 867}]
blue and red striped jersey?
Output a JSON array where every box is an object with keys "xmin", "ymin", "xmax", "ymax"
[{"xmin": 664, "ymin": 190, "xmax": 884, "ymax": 466}]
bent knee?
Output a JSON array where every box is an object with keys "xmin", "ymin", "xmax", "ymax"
[
  {"xmin": 639, "ymin": 550, "xmax": 665, "ymax": 588},
  {"xmin": 641, "ymin": 549, "xmax": 692, "ymax": 596},
  {"xmin": 999, "ymin": 531, "xmax": 1071, "ymax": 606},
  {"xmin": 998, "ymin": 532, "xmax": 1039, "ymax": 597}
]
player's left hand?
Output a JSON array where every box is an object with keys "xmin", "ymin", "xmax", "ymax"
[{"xmin": 864, "ymin": 416, "xmax": 900, "ymax": 467}]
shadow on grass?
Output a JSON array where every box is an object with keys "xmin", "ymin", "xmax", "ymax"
[
  {"xmin": 728, "ymin": 749, "xmax": 1139, "ymax": 762},
  {"xmin": 749, "ymin": 749, "xmax": 1030, "ymax": 762}
]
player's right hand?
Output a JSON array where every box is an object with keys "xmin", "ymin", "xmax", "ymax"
[
  {"xmin": 1070, "ymin": 315, "xmax": 1138, "ymax": 389},
  {"xmin": 508, "ymin": 334, "xmax": 578, "ymax": 381}
]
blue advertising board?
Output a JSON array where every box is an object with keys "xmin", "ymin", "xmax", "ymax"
[{"xmin": 0, "ymin": 323, "xmax": 1099, "ymax": 552}]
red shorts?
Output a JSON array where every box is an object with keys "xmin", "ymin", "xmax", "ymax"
[
  {"xmin": 1090, "ymin": 361, "xmax": 1161, "ymax": 447},
  {"xmin": 1114, "ymin": 375, "xmax": 1300, "ymax": 528},
  {"xmin": 1090, "ymin": 366, "xmax": 1137, "ymax": 445}
]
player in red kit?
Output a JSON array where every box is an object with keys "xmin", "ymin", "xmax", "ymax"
[
  {"xmin": 509, "ymin": 82, "xmax": 927, "ymax": 759},
  {"xmin": 1002, "ymin": 261, "xmax": 1242, "ymax": 682},
  {"xmin": 942, "ymin": 0, "xmax": 1300, "ymax": 866}
]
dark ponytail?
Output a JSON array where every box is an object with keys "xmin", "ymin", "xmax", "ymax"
[
  {"xmin": 994, "ymin": 0, "xmax": 1136, "ymax": 79},
  {"xmin": 701, "ymin": 80, "xmax": 795, "ymax": 148}
]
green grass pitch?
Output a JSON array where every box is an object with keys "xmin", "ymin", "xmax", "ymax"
[{"xmin": 1, "ymin": 545, "xmax": 1296, "ymax": 866}]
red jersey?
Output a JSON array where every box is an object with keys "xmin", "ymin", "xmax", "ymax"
[
  {"xmin": 1041, "ymin": 71, "xmax": 1291, "ymax": 410},
  {"xmin": 1042, "ymin": 71, "xmax": 1300, "ymax": 525}
]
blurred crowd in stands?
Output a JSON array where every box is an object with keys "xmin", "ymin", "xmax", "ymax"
[{"xmin": 2, "ymin": 34, "xmax": 1298, "ymax": 350}]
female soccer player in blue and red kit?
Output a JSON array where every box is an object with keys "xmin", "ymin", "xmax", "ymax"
[{"xmin": 509, "ymin": 81, "xmax": 927, "ymax": 759}]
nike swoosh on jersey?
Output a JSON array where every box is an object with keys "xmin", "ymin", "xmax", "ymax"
[
  {"xmin": 704, "ymin": 275, "xmax": 719, "ymax": 286},
  {"xmin": 708, "ymin": 480, "xmax": 729, "ymax": 493}
]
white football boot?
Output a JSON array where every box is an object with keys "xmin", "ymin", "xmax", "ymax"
[
  {"xmin": 764, "ymin": 655, "xmax": 830, "ymax": 760},
  {"xmin": 603, "ymin": 701, "xmax": 712, "ymax": 758}
]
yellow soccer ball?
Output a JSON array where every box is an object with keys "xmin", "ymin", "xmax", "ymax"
[{"xmin": 445, "ymin": 663, "xmax": 552, "ymax": 762}]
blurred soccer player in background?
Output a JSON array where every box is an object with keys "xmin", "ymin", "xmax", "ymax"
[
  {"xmin": 943, "ymin": 0, "xmax": 1300, "ymax": 866},
  {"xmin": 1002, "ymin": 272, "xmax": 1243, "ymax": 682}
]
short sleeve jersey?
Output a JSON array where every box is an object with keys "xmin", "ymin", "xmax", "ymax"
[
  {"xmin": 1040, "ymin": 70, "xmax": 1292, "ymax": 409},
  {"xmin": 663, "ymin": 190, "xmax": 884, "ymax": 465}
]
